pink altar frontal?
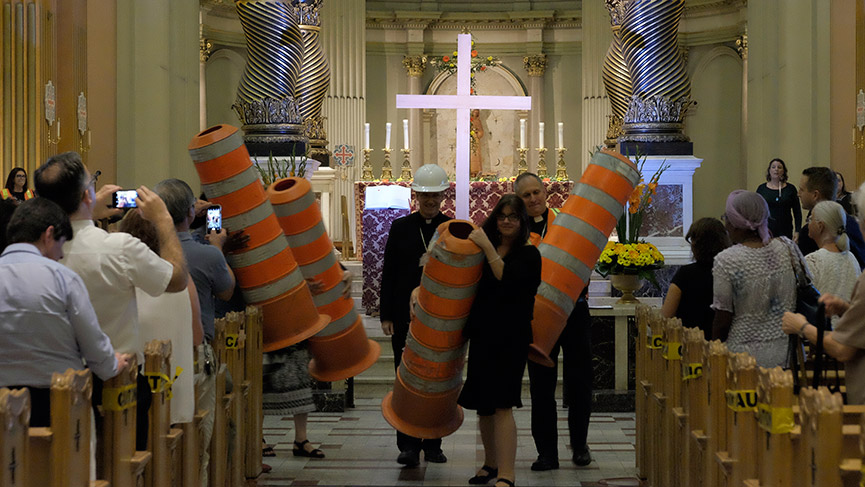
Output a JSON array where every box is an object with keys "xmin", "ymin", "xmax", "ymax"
[{"xmin": 354, "ymin": 180, "xmax": 574, "ymax": 314}]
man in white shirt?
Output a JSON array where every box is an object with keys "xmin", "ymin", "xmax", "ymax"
[{"xmin": 34, "ymin": 151, "xmax": 188, "ymax": 451}]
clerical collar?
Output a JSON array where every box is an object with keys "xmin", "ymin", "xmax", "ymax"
[{"xmin": 425, "ymin": 218, "xmax": 432, "ymax": 224}]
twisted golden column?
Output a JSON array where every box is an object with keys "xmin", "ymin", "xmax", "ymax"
[{"xmin": 295, "ymin": 0, "xmax": 331, "ymax": 165}]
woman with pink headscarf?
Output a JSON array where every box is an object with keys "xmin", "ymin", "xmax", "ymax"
[{"xmin": 711, "ymin": 190, "xmax": 800, "ymax": 367}]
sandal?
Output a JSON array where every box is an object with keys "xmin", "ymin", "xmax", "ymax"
[
  {"xmin": 262, "ymin": 444, "xmax": 276, "ymax": 457},
  {"xmin": 261, "ymin": 463, "xmax": 272, "ymax": 474},
  {"xmin": 469, "ymin": 465, "xmax": 498, "ymax": 485},
  {"xmin": 293, "ymin": 439, "xmax": 325, "ymax": 458},
  {"xmin": 495, "ymin": 479, "xmax": 515, "ymax": 487}
]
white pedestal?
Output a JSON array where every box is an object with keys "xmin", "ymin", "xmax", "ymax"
[
  {"xmin": 636, "ymin": 155, "xmax": 703, "ymax": 266},
  {"xmin": 311, "ymin": 167, "xmax": 336, "ymax": 234}
]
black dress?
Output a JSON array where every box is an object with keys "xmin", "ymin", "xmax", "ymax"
[
  {"xmin": 670, "ymin": 261, "xmax": 714, "ymax": 340},
  {"xmin": 756, "ymin": 183, "xmax": 801, "ymax": 239},
  {"xmin": 458, "ymin": 243, "xmax": 541, "ymax": 412}
]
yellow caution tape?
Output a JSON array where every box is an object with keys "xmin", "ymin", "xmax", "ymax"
[
  {"xmin": 663, "ymin": 341, "xmax": 682, "ymax": 360},
  {"xmin": 725, "ymin": 389, "xmax": 758, "ymax": 412},
  {"xmin": 647, "ymin": 334, "xmax": 664, "ymax": 350},
  {"xmin": 225, "ymin": 333, "xmax": 243, "ymax": 349},
  {"xmin": 102, "ymin": 383, "xmax": 137, "ymax": 411},
  {"xmin": 143, "ymin": 367, "xmax": 184, "ymax": 399},
  {"xmin": 757, "ymin": 402, "xmax": 794, "ymax": 434},
  {"xmin": 682, "ymin": 362, "xmax": 703, "ymax": 381}
]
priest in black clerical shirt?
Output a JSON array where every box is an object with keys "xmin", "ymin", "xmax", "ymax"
[
  {"xmin": 514, "ymin": 172, "xmax": 593, "ymax": 471},
  {"xmin": 380, "ymin": 164, "xmax": 450, "ymax": 467}
]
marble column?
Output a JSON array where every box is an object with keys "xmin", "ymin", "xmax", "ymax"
[
  {"xmin": 319, "ymin": 0, "xmax": 365, "ymax": 248},
  {"xmin": 523, "ymin": 54, "xmax": 547, "ymax": 173},
  {"xmin": 581, "ymin": 0, "xmax": 613, "ymax": 172},
  {"xmin": 199, "ymin": 36, "xmax": 212, "ymax": 132},
  {"xmin": 737, "ymin": 33, "xmax": 748, "ymax": 186},
  {"xmin": 403, "ymin": 54, "xmax": 426, "ymax": 172}
]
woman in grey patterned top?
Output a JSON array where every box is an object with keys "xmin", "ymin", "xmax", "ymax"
[{"xmin": 711, "ymin": 190, "xmax": 799, "ymax": 368}]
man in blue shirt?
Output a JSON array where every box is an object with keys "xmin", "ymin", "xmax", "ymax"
[{"xmin": 0, "ymin": 197, "xmax": 129, "ymax": 426}]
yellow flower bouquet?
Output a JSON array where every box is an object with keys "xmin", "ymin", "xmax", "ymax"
[{"xmin": 594, "ymin": 153, "xmax": 669, "ymax": 288}]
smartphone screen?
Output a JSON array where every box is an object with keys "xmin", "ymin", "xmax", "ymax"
[
  {"xmin": 113, "ymin": 190, "xmax": 138, "ymax": 208},
  {"xmin": 206, "ymin": 205, "xmax": 222, "ymax": 233}
]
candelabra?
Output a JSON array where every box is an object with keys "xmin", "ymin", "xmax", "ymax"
[
  {"xmin": 46, "ymin": 121, "xmax": 61, "ymax": 145},
  {"xmin": 536, "ymin": 148, "xmax": 548, "ymax": 178},
  {"xmin": 381, "ymin": 148, "xmax": 394, "ymax": 180},
  {"xmin": 361, "ymin": 149, "xmax": 374, "ymax": 181},
  {"xmin": 400, "ymin": 149, "xmax": 413, "ymax": 180},
  {"xmin": 555, "ymin": 147, "xmax": 569, "ymax": 180},
  {"xmin": 79, "ymin": 129, "xmax": 91, "ymax": 154},
  {"xmin": 517, "ymin": 148, "xmax": 528, "ymax": 176}
]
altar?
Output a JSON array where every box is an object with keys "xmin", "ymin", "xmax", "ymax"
[{"xmin": 354, "ymin": 179, "xmax": 573, "ymax": 314}]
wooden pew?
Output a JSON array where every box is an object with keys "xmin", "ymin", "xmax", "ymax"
[
  {"xmin": 218, "ymin": 311, "xmax": 247, "ymax": 486},
  {"xmin": 634, "ymin": 304, "xmax": 652, "ymax": 480},
  {"xmin": 743, "ymin": 367, "xmax": 795, "ymax": 487},
  {"xmin": 99, "ymin": 357, "xmax": 151, "ymax": 487},
  {"xmin": 691, "ymin": 340, "xmax": 729, "ymax": 487},
  {"xmin": 210, "ymin": 317, "xmax": 233, "ymax": 487},
  {"xmin": 243, "ymin": 306, "xmax": 264, "ymax": 480},
  {"xmin": 661, "ymin": 319, "xmax": 684, "ymax": 487},
  {"xmin": 716, "ymin": 352, "xmax": 759, "ymax": 487},
  {"xmin": 28, "ymin": 369, "xmax": 109, "ymax": 487},
  {"xmin": 1, "ymin": 388, "xmax": 30, "ymax": 487},
  {"xmin": 675, "ymin": 327, "xmax": 707, "ymax": 487},
  {"xmin": 144, "ymin": 339, "xmax": 184, "ymax": 487}
]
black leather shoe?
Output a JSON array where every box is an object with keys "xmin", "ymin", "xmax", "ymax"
[
  {"xmin": 572, "ymin": 446, "xmax": 592, "ymax": 467},
  {"xmin": 397, "ymin": 449, "xmax": 420, "ymax": 467},
  {"xmin": 530, "ymin": 456, "xmax": 559, "ymax": 471},
  {"xmin": 424, "ymin": 449, "xmax": 448, "ymax": 463}
]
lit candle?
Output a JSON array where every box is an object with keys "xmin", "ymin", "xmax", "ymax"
[
  {"xmin": 385, "ymin": 122, "xmax": 391, "ymax": 150},
  {"xmin": 520, "ymin": 119, "xmax": 526, "ymax": 149},
  {"xmin": 538, "ymin": 122, "xmax": 545, "ymax": 149},
  {"xmin": 403, "ymin": 119, "xmax": 409, "ymax": 150},
  {"xmin": 364, "ymin": 123, "xmax": 370, "ymax": 150},
  {"xmin": 557, "ymin": 122, "xmax": 564, "ymax": 149}
]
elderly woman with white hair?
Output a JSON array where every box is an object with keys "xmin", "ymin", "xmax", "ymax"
[
  {"xmin": 783, "ymin": 182, "xmax": 865, "ymax": 404},
  {"xmin": 712, "ymin": 190, "xmax": 800, "ymax": 368}
]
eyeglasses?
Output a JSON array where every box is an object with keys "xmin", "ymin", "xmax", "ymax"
[{"xmin": 496, "ymin": 213, "xmax": 520, "ymax": 222}]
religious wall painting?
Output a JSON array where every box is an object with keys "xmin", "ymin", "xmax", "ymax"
[{"xmin": 426, "ymin": 65, "xmax": 527, "ymax": 180}]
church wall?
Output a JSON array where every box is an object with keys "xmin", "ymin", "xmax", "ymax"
[
  {"xmin": 746, "ymin": 0, "xmax": 832, "ymax": 190},
  {"xmin": 829, "ymin": 0, "xmax": 859, "ymax": 187},
  {"xmin": 545, "ymin": 50, "xmax": 583, "ymax": 179},
  {"xmin": 115, "ymin": 0, "xmax": 200, "ymax": 190},
  {"xmin": 687, "ymin": 45, "xmax": 744, "ymax": 221},
  {"xmin": 204, "ymin": 48, "xmax": 245, "ymax": 134}
]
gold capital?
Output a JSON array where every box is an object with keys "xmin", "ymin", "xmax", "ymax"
[
  {"xmin": 523, "ymin": 54, "xmax": 547, "ymax": 77},
  {"xmin": 200, "ymin": 38, "xmax": 213, "ymax": 63},
  {"xmin": 736, "ymin": 33, "xmax": 748, "ymax": 60},
  {"xmin": 402, "ymin": 55, "xmax": 427, "ymax": 77}
]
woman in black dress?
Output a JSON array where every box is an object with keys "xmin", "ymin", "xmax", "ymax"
[
  {"xmin": 460, "ymin": 194, "xmax": 542, "ymax": 487},
  {"xmin": 755, "ymin": 158, "xmax": 801, "ymax": 239},
  {"xmin": 836, "ymin": 171, "xmax": 857, "ymax": 217}
]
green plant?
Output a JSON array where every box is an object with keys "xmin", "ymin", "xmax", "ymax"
[{"xmin": 255, "ymin": 148, "xmax": 310, "ymax": 186}]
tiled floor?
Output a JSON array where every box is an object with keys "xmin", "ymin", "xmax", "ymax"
[{"xmin": 254, "ymin": 398, "xmax": 639, "ymax": 486}]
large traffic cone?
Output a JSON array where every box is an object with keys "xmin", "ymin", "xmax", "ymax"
[
  {"xmin": 188, "ymin": 125, "xmax": 328, "ymax": 352},
  {"xmin": 381, "ymin": 220, "xmax": 484, "ymax": 438},
  {"xmin": 529, "ymin": 149, "xmax": 640, "ymax": 366},
  {"xmin": 267, "ymin": 177, "xmax": 380, "ymax": 381}
]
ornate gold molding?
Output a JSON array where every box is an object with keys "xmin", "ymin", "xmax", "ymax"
[
  {"xmin": 200, "ymin": 38, "xmax": 213, "ymax": 63},
  {"xmin": 402, "ymin": 55, "xmax": 428, "ymax": 77},
  {"xmin": 523, "ymin": 53, "xmax": 547, "ymax": 77},
  {"xmin": 736, "ymin": 33, "xmax": 748, "ymax": 60}
]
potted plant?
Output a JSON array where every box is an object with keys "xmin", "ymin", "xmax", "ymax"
[{"xmin": 595, "ymin": 153, "xmax": 668, "ymax": 303}]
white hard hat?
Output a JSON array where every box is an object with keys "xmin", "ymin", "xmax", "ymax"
[{"xmin": 411, "ymin": 164, "xmax": 449, "ymax": 192}]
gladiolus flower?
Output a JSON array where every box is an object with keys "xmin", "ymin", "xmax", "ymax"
[{"xmin": 471, "ymin": 50, "xmax": 478, "ymax": 57}]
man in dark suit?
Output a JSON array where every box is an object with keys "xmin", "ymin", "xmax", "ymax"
[
  {"xmin": 380, "ymin": 164, "xmax": 451, "ymax": 466},
  {"xmin": 796, "ymin": 166, "xmax": 865, "ymax": 269},
  {"xmin": 515, "ymin": 172, "xmax": 593, "ymax": 471}
]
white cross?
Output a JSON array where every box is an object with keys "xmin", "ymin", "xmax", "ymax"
[{"xmin": 396, "ymin": 34, "xmax": 532, "ymax": 220}]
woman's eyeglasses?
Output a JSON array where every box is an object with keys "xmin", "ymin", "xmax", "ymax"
[{"xmin": 496, "ymin": 213, "xmax": 520, "ymax": 222}]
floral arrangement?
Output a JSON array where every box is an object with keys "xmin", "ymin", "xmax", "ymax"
[
  {"xmin": 594, "ymin": 151, "xmax": 669, "ymax": 287},
  {"xmin": 429, "ymin": 38, "xmax": 499, "ymax": 95}
]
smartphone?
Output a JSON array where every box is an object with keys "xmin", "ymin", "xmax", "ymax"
[
  {"xmin": 206, "ymin": 205, "xmax": 222, "ymax": 233},
  {"xmin": 112, "ymin": 190, "xmax": 138, "ymax": 208}
]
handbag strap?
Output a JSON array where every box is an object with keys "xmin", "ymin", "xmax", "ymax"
[{"xmin": 782, "ymin": 237, "xmax": 811, "ymax": 287}]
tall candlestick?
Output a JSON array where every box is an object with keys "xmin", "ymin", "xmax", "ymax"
[
  {"xmin": 56, "ymin": 120, "xmax": 60, "ymax": 139},
  {"xmin": 520, "ymin": 119, "xmax": 526, "ymax": 149},
  {"xmin": 364, "ymin": 122, "xmax": 370, "ymax": 150},
  {"xmin": 403, "ymin": 119, "xmax": 409, "ymax": 150},
  {"xmin": 557, "ymin": 122, "xmax": 564, "ymax": 149},
  {"xmin": 385, "ymin": 122, "xmax": 392, "ymax": 150},
  {"xmin": 538, "ymin": 121, "xmax": 545, "ymax": 149}
]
